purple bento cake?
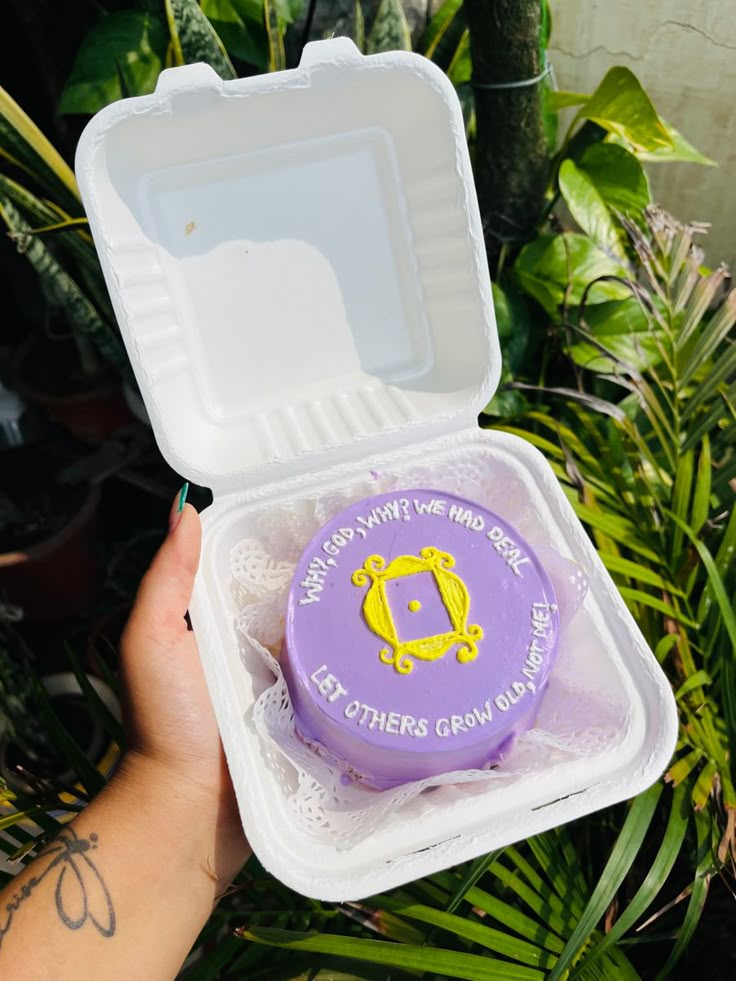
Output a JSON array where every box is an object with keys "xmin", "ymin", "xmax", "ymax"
[{"xmin": 282, "ymin": 490, "xmax": 560, "ymax": 788}]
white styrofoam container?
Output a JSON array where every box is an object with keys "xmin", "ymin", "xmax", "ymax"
[{"xmin": 76, "ymin": 38, "xmax": 677, "ymax": 900}]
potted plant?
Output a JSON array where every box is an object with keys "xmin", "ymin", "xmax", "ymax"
[
  {"xmin": 0, "ymin": 445, "xmax": 101, "ymax": 621},
  {"xmin": 0, "ymin": 87, "xmax": 132, "ymax": 444}
]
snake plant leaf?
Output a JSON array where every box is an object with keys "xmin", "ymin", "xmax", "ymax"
[
  {"xmin": 422, "ymin": 0, "xmax": 464, "ymax": 63},
  {"xmin": 0, "ymin": 173, "xmax": 114, "ymax": 323},
  {"xmin": 366, "ymin": 0, "xmax": 412, "ymax": 54},
  {"xmin": 0, "ymin": 86, "xmax": 80, "ymax": 213},
  {"xmin": 165, "ymin": 0, "xmax": 237, "ymax": 78},
  {"xmin": 446, "ymin": 29, "xmax": 471, "ymax": 86},
  {"xmin": 263, "ymin": 0, "xmax": 286, "ymax": 71},
  {"xmin": 201, "ymin": 0, "xmax": 269, "ymax": 68},
  {"xmin": 0, "ymin": 200, "xmax": 126, "ymax": 372}
]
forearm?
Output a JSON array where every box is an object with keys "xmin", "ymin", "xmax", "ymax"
[{"xmin": 0, "ymin": 753, "xmax": 247, "ymax": 981}]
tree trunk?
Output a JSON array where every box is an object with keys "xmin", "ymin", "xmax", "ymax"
[{"xmin": 464, "ymin": 0, "xmax": 550, "ymax": 270}]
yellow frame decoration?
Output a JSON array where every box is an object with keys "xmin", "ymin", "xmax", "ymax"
[{"xmin": 351, "ymin": 547, "xmax": 483, "ymax": 675}]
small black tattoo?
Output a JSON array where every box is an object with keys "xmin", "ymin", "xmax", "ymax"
[{"xmin": 0, "ymin": 827, "xmax": 115, "ymax": 947}]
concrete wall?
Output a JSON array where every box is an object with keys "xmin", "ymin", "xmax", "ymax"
[{"xmin": 549, "ymin": 0, "xmax": 736, "ymax": 269}]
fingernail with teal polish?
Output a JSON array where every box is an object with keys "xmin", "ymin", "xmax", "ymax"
[{"xmin": 177, "ymin": 482, "xmax": 189, "ymax": 513}]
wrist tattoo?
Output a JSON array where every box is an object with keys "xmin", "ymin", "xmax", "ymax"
[{"xmin": 0, "ymin": 827, "xmax": 115, "ymax": 947}]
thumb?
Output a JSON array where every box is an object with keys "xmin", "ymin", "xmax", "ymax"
[{"xmin": 122, "ymin": 491, "xmax": 202, "ymax": 655}]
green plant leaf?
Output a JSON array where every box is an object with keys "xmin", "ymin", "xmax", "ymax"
[
  {"xmin": 674, "ymin": 670, "xmax": 711, "ymax": 701},
  {"xmin": 31, "ymin": 676, "xmax": 107, "ymax": 797},
  {"xmin": 690, "ymin": 436, "xmax": 711, "ymax": 536},
  {"xmin": 445, "ymin": 849, "xmax": 503, "ymax": 914},
  {"xmin": 201, "ymin": 0, "xmax": 268, "ymax": 68},
  {"xmin": 617, "ymin": 587, "xmax": 698, "ymax": 628},
  {"xmin": 666, "ymin": 748, "xmax": 703, "ymax": 786},
  {"xmin": 514, "ymin": 232, "xmax": 629, "ymax": 316},
  {"xmin": 0, "ymin": 200, "xmax": 126, "ymax": 372},
  {"xmin": 579, "ymin": 142, "xmax": 651, "ymax": 218},
  {"xmin": 574, "ymin": 784, "xmax": 689, "ymax": 976},
  {"xmin": 566, "ymin": 297, "xmax": 665, "ymax": 375},
  {"xmin": 354, "ymin": 0, "xmax": 366, "ymax": 52},
  {"xmin": 671, "ymin": 449, "xmax": 694, "ymax": 560},
  {"xmin": 0, "ymin": 172, "xmax": 114, "ymax": 322},
  {"xmin": 487, "ymin": 861, "xmax": 572, "ymax": 938},
  {"xmin": 559, "ymin": 158, "xmax": 627, "ymax": 260},
  {"xmin": 238, "ymin": 927, "xmax": 544, "ymax": 980},
  {"xmin": 601, "ymin": 552, "xmax": 682, "ymax": 594},
  {"xmin": 426, "ymin": 870, "xmax": 566, "ymax": 954},
  {"xmin": 681, "ymin": 289, "xmax": 736, "ymax": 388},
  {"xmin": 272, "ymin": 0, "xmax": 304, "ymax": 23},
  {"xmin": 665, "ymin": 510, "xmax": 736, "ymax": 652},
  {"xmin": 59, "ymin": 11, "xmax": 167, "ymax": 114},
  {"xmin": 637, "ymin": 118, "xmax": 716, "ymax": 166},
  {"xmin": 446, "ymin": 29, "xmax": 471, "ymax": 86},
  {"xmin": 654, "ymin": 808, "xmax": 714, "ymax": 978},
  {"xmin": 697, "ymin": 504, "xmax": 736, "ymax": 624},
  {"xmin": 509, "ymin": 839, "xmax": 585, "ymax": 924},
  {"xmin": 549, "ymin": 90, "xmax": 590, "ymax": 110},
  {"xmin": 577, "ymin": 67, "xmax": 672, "ymax": 153},
  {"xmin": 65, "ymin": 644, "xmax": 125, "ymax": 750},
  {"xmin": 263, "ymin": 0, "xmax": 286, "ymax": 71},
  {"xmin": 571, "ymin": 501, "xmax": 662, "ymax": 563},
  {"xmin": 0, "ymin": 86, "xmax": 80, "ymax": 213},
  {"xmin": 691, "ymin": 759, "xmax": 717, "ymax": 810},
  {"xmin": 165, "ymin": 0, "xmax": 237, "ymax": 77},
  {"xmin": 366, "ymin": 0, "xmax": 412, "ymax": 54},
  {"xmin": 374, "ymin": 893, "xmax": 556, "ymax": 969},
  {"xmin": 547, "ymin": 783, "xmax": 662, "ymax": 981},
  {"xmin": 484, "ymin": 281, "xmax": 544, "ymax": 416},
  {"xmin": 422, "ymin": 0, "xmax": 463, "ymax": 62}
]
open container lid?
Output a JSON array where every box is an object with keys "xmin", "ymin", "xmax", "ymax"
[{"xmin": 76, "ymin": 39, "xmax": 500, "ymax": 496}]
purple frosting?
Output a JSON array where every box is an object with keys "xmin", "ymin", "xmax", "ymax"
[{"xmin": 283, "ymin": 490, "xmax": 560, "ymax": 788}]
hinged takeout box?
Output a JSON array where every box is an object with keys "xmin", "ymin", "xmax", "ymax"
[{"xmin": 76, "ymin": 38, "xmax": 677, "ymax": 901}]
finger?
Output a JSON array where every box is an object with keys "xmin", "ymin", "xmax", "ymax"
[{"xmin": 123, "ymin": 498, "xmax": 202, "ymax": 653}]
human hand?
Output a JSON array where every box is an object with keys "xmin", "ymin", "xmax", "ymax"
[
  {"xmin": 118, "ymin": 488, "xmax": 250, "ymax": 885},
  {"xmin": 0, "ymin": 492, "xmax": 250, "ymax": 979}
]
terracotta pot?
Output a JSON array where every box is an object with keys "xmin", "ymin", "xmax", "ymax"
[
  {"xmin": 13, "ymin": 331, "xmax": 132, "ymax": 445},
  {"xmin": 0, "ymin": 449, "xmax": 101, "ymax": 621}
]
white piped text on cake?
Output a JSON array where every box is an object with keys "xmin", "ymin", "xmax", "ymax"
[
  {"xmin": 486, "ymin": 525, "xmax": 531, "ymax": 577},
  {"xmin": 520, "ymin": 602, "xmax": 558, "ymax": 693},
  {"xmin": 297, "ymin": 495, "xmax": 535, "ymax": 610}
]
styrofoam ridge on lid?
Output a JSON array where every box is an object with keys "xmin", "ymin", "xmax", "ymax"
[{"xmin": 75, "ymin": 39, "xmax": 500, "ymax": 496}]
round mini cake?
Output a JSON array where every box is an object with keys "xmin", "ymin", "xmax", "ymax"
[{"xmin": 282, "ymin": 489, "xmax": 560, "ymax": 788}]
